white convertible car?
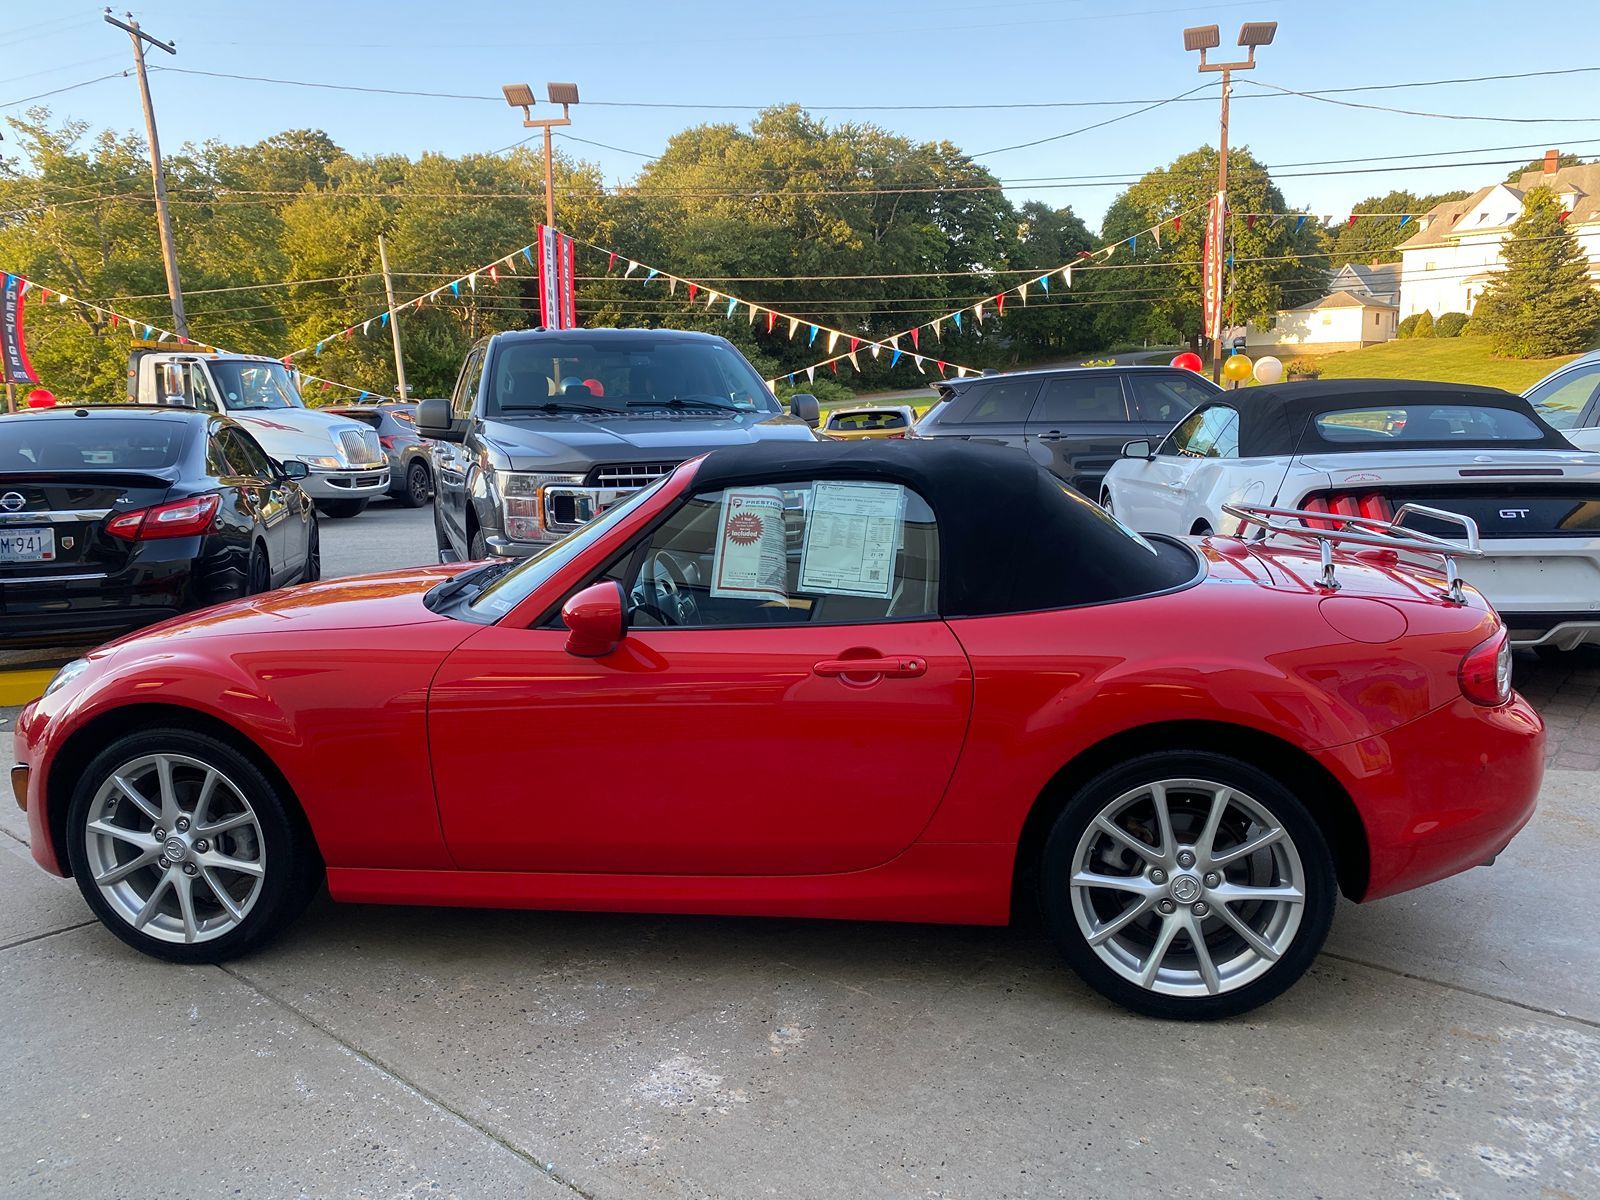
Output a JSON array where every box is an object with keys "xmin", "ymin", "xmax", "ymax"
[{"xmin": 1103, "ymin": 379, "xmax": 1600, "ymax": 650}]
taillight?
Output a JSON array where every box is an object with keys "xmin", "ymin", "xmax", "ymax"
[
  {"xmin": 379, "ymin": 434, "xmax": 397, "ymax": 450},
  {"xmin": 105, "ymin": 494, "xmax": 221, "ymax": 541},
  {"xmin": 1459, "ymin": 628, "xmax": 1512, "ymax": 707},
  {"xmin": 1301, "ymin": 490, "xmax": 1393, "ymax": 530}
]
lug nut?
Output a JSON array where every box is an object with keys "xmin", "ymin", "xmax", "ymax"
[
  {"xmin": 1149, "ymin": 868, "xmax": 1167, "ymax": 884},
  {"xmin": 193, "ymin": 840, "xmax": 209, "ymax": 853},
  {"xmin": 1204, "ymin": 872, "xmax": 1220, "ymax": 887},
  {"xmin": 1158, "ymin": 899, "xmax": 1176, "ymax": 914},
  {"xmin": 1193, "ymin": 902, "xmax": 1210, "ymax": 917},
  {"xmin": 1176, "ymin": 850, "xmax": 1196, "ymax": 868},
  {"xmin": 175, "ymin": 817, "xmax": 190, "ymax": 833},
  {"xmin": 152, "ymin": 827, "xmax": 166, "ymax": 841},
  {"xmin": 182, "ymin": 862, "xmax": 198, "ymax": 876},
  {"xmin": 158, "ymin": 854, "xmax": 173, "ymax": 867}
]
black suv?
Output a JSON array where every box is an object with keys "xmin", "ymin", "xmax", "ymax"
[
  {"xmin": 419, "ymin": 328, "xmax": 819, "ymax": 561},
  {"xmin": 912, "ymin": 364, "xmax": 1221, "ymax": 497}
]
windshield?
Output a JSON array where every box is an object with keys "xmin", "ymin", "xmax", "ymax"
[
  {"xmin": 487, "ymin": 339, "xmax": 780, "ymax": 417},
  {"xmin": 467, "ymin": 476, "xmax": 669, "ymax": 618},
  {"xmin": 210, "ymin": 361, "xmax": 305, "ymax": 411},
  {"xmin": 1, "ymin": 417, "xmax": 185, "ymax": 470}
]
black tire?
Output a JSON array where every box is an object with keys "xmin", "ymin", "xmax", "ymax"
[
  {"xmin": 400, "ymin": 460, "xmax": 432, "ymax": 508},
  {"xmin": 1040, "ymin": 751, "xmax": 1335, "ymax": 1021},
  {"xmin": 64, "ymin": 729, "xmax": 323, "ymax": 964},
  {"xmin": 468, "ymin": 527, "xmax": 488, "ymax": 561},
  {"xmin": 317, "ymin": 499, "xmax": 368, "ymax": 519},
  {"xmin": 246, "ymin": 542, "xmax": 271, "ymax": 594},
  {"xmin": 301, "ymin": 515, "xmax": 321, "ymax": 583}
]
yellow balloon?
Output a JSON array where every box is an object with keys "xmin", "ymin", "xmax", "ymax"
[{"xmin": 1222, "ymin": 353, "xmax": 1254, "ymax": 383}]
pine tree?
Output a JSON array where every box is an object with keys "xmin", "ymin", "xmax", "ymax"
[{"xmin": 1473, "ymin": 186, "xmax": 1600, "ymax": 357}]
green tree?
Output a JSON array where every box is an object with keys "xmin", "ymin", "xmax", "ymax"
[
  {"xmin": 1473, "ymin": 186, "xmax": 1600, "ymax": 357},
  {"xmin": 1000, "ymin": 201, "xmax": 1097, "ymax": 360},
  {"xmin": 1327, "ymin": 189, "xmax": 1468, "ymax": 267},
  {"xmin": 1412, "ymin": 309, "xmax": 1434, "ymax": 337}
]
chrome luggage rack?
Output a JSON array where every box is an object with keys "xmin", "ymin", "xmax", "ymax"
[{"xmin": 1220, "ymin": 502, "xmax": 1483, "ymax": 603}]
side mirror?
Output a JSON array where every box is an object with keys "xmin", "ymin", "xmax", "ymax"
[
  {"xmin": 788, "ymin": 392, "xmax": 820, "ymax": 429},
  {"xmin": 417, "ymin": 397, "xmax": 464, "ymax": 443},
  {"xmin": 1122, "ymin": 438, "xmax": 1154, "ymax": 460},
  {"xmin": 562, "ymin": 580, "xmax": 627, "ymax": 658},
  {"xmin": 279, "ymin": 459, "xmax": 310, "ymax": 480}
]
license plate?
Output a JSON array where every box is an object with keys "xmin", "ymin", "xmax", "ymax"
[{"xmin": 0, "ymin": 528, "xmax": 55, "ymax": 563}]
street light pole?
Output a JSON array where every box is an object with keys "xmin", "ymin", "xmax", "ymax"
[
  {"xmin": 502, "ymin": 82, "xmax": 580, "ymax": 229},
  {"xmin": 105, "ymin": 10, "xmax": 188, "ymax": 340},
  {"xmin": 1185, "ymin": 21, "xmax": 1276, "ymax": 382},
  {"xmin": 377, "ymin": 235, "xmax": 409, "ymax": 401}
]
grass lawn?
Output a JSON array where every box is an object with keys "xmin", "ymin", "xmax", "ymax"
[{"xmin": 1284, "ymin": 336, "xmax": 1581, "ymax": 393}]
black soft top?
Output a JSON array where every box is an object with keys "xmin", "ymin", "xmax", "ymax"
[
  {"xmin": 691, "ymin": 439, "xmax": 1196, "ymax": 617},
  {"xmin": 1220, "ymin": 379, "xmax": 1569, "ymax": 456}
]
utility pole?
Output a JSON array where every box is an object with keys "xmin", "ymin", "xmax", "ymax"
[
  {"xmin": 377, "ymin": 235, "xmax": 409, "ymax": 400},
  {"xmin": 1185, "ymin": 20, "xmax": 1276, "ymax": 382},
  {"xmin": 106, "ymin": 10, "xmax": 188, "ymax": 340},
  {"xmin": 501, "ymin": 82, "xmax": 581, "ymax": 229}
]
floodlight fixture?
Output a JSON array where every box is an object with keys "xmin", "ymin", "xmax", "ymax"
[
  {"xmin": 1237, "ymin": 21, "xmax": 1277, "ymax": 47},
  {"xmin": 546, "ymin": 82, "xmax": 580, "ymax": 107},
  {"xmin": 1183, "ymin": 25, "xmax": 1220, "ymax": 51},
  {"xmin": 501, "ymin": 83, "xmax": 536, "ymax": 108}
]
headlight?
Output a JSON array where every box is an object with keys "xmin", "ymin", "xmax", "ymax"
[
  {"xmin": 296, "ymin": 455, "xmax": 343, "ymax": 470},
  {"xmin": 495, "ymin": 472, "xmax": 584, "ymax": 542},
  {"xmin": 43, "ymin": 658, "xmax": 90, "ymax": 699}
]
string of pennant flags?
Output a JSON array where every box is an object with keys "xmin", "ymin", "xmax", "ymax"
[{"xmin": 3, "ymin": 271, "xmax": 396, "ymax": 403}]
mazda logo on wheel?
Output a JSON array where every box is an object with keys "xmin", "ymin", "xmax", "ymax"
[{"xmin": 0, "ymin": 491, "xmax": 25, "ymax": 512}]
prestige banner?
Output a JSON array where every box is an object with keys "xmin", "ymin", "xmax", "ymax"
[
  {"xmin": 536, "ymin": 224, "xmax": 576, "ymax": 330},
  {"xmin": 2, "ymin": 273, "xmax": 39, "ymax": 385}
]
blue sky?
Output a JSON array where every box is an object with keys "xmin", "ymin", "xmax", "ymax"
[{"xmin": 4, "ymin": 0, "xmax": 1598, "ymax": 232}]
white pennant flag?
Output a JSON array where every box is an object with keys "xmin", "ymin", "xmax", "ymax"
[
  {"xmin": 1063, "ymin": 265, "xmax": 1073, "ymax": 289},
  {"xmin": 806, "ymin": 366, "xmax": 815, "ymax": 382},
  {"xmin": 747, "ymin": 302, "xmax": 757, "ymax": 324},
  {"xmin": 890, "ymin": 335, "xmax": 900, "ymax": 351},
  {"xmin": 932, "ymin": 316, "xmax": 943, "ymax": 339},
  {"xmin": 625, "ymin": 261, "xmax": 639, "ymax": 277},
  {"xmin": 787, "ymin": 316, "xmax": 799, "ymax": 337},
  {"xmin": 827, "ymin": 331, "xmax": 839, "ymax": 353},
  {"xmin": 913, "ymin": 355, "xmax": 926, "ymax": 374},
  {"xmin": 1152, "ymin": 224, "xmax": 1162, "ymax": 248},
  {"xmin": 362, "ymin": 320, "xmax": 372, "ymax": 335},
  {"xmin": 848, "ymin": 349, "xmax": 860, "ymax": 370},
  {"xmin": 1019, "ymin": 281, "xmax": 1029, "ymax": 306},
  {"xmin": 469, "ymin": 272, "xmax": 478, "ymax": 292},
  {"xmin": 974, "ymin": 301, "xmax": 985, "ymax": 324},
  {"xmin": 955, "ymin": 366, "xmax": 968, "ymax": 378},
  {"xmin": 871, "ymin": 343, "xmax": 881, "ymax": 360},
  {"xmin": 706, "ymin": 290, "xmax": 718, "ymax": 308},
  {"xmin": 669, "ymin": 277, "xmax": 678, "ymax": 295}
]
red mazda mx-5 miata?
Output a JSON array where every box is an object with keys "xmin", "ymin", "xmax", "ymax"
[{"xmin": 11, "ymin": 440, "xmax": 1542, "ymax": 1019}]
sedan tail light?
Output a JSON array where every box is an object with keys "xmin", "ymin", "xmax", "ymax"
[
  {"xmin": 379, "ymin": 434, "xmax": 398, "ymax": 450},
  {"xmin": 106, "ymin": 493, "xmax": 221, "ymax": 541},
  {"xmin": 1301, "ymin": 490, "xmax": 1394, "ymax": 531},
  {"xmin": 1459, "ymin": 628, "xmax": 1512, "ymax": 707}
]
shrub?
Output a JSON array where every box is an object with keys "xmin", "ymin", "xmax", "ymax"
[
  {"xmin": 1413, "ymin": 310, "xmax": 1435, "ymax": 337},
  {"xmin": 1435, "ymin": 311, "xmax": 1470, "ymax": 338},
  {"xmin": 1396, "ymin": 314, "xmax": 1424, "ymax": 338}
]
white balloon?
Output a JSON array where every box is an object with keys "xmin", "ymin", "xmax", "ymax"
[{"xmin": 1253, "ymin": 355, "xmax": 1285, "ymax": 385}]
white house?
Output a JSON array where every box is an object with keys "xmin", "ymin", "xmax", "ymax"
[
  {"xmin": 1246, "ymin": 290, "xmax": 1398, "ymax": 353},
  {"xmin": 1397, "ymin": 151, "xmax": 1600, "ymax": 319}
]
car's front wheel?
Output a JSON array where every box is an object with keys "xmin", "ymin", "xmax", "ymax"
[
  {"xmin": 400, "ymin": 460, "xmax": 432, "ymax": 508},
  {"xmin": 65, "ymin": 730, "xmax": 323, "ymax": 963},
  {"xmin": 1040, "ymin": 751, "xmax": 1335, "ymax": 1020}
]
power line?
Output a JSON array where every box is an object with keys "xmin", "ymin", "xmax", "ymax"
[
  {"xmin": 971, "ymin": 82, "xmax": 1218, "ymax": 157},
  {"xmin": 1245, "ymin": 77, "xmax": 1600, "ymax": 125},
  {"xmin": 0, "ymin": 70, "xmax": 130, "ymax": 110}
]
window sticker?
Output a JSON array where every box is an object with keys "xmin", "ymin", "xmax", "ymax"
[
  {"xmin": 710, "ymin": 487, "xmax": 788, "ymax": 602},
  {"xmin": 798, "ymin": 481, "xmax": 905, "ymax": 599}
]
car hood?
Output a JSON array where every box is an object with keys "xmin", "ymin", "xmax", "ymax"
[
  {"xmin": 481, "ymin": 412, "xmax": 816, "ymax": 471},
  {"xmin": 231, "ymin": 410, "xmax": 375, "ymax": 460}
]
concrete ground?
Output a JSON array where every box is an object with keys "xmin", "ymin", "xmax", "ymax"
[{"xmin": 2, "ymin": 501, "xmax": 1597, "ymax": 1199}]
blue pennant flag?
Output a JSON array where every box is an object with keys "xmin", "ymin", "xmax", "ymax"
[
  {"xmin": 450, "ymin": 280, "xmax": 461, "ymax": 296},
  {"xmin": 1398, "ymin": 214, "xmax": 1411, "ymax": 227},
  {"xmin": 1227, "ymin": 253, "xmax": 1234, "ymax": 268},
  {"xmin": 522, "ymin": 246, "xmax": 535, "ymax": 266},
  {"xmin": 1295, "ymin": 214, "xmax": 1307, "ymax": 233},
  {"xmin": 645, "ymin": 268, "xmax": 658, "ymax": 283},
  {"xmin": 315, "ymin": 341, "xmax": 324, "ymax": 355},
  {"xmin": 890, "ymin": 349, "xmax": 902, "ymax": 368},
  {"xmin": 726, "ymin": 296, "xmax": 738, "ymax": 317},
  {"xmin": 380, "ymin": 313, "xmax": 389, "ymax": 327},
  {"xmin": 808, "ymin": 325, "xmax": 819, "ymax": 345},
  {"xmin": 1038, "ymin": 274, "xmax": 1049, "ymax": 295},
  {"xmin": 358, "ymin": 391, "xmax": 368, "ymax": 402},
  {"xmin": 952, "ymin": 311, "xmax": 963, "ymax": 330},
  {"xmin": 787, "ymin": 373, "xmax": 795, "ymax": 384},
  {"xmin": 1127, "ymin": 235, "xmax": 1137, "ymax": 250},
  {"xmin": 143, "ymin": 325, "xmax": 154, "ymax": 339}
]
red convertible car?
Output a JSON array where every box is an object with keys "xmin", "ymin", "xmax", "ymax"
[{"xmin": 11, "ymin": 441, "xmax": 1542, "ymax": 1019}]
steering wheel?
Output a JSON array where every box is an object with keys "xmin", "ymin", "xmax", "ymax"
[{"xmin": 630, "ymin": 550, "xmax": 700, "ymax": 626}]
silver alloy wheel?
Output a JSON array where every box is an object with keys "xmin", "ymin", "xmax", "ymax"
[
  {"xmin": 1069, "ymin": 777, "xmax": 1305, "ymax": 997},
  {"xmin": 83, "ymin": 753, "xmax": 266, "ymax": 945}
]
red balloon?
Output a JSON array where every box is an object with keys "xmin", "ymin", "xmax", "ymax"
[
  {"xmin": 25, "ymin": 388, "xmax": 57, "ymax": 408},
  {"xmin": 1170, "ymin": 352, "xmax": 1204, "ymax": 373},
  {"xmin": 582, "ymin": 378, "xmax": 605, "ymax": 397}
]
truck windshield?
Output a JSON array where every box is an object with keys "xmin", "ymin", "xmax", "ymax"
[
  {"xmin": 210, "ymin": 361, "xmax": 305, "ymax": 411},
  {"xmin": 487, "ymin": 339, "xmax": 780, "ymax": 417}
]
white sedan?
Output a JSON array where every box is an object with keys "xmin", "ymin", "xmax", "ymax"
[{"xmin": 1102, "ymin": 379, "xmax": 1600, "ymax": 651}]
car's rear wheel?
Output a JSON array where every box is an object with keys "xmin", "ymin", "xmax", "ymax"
[
  {"xmin": 246, "ymin": 543, "xmax": 271, "ymax": 594},
  {"xmin": 317, "ymin": 499, "xmax": 368, "ymax": 519},
  {"xmin": 65, "ymin": 730, "xmax": 322, "ymax": 963},
  {"xmin": 301, "ymin": 516, "xmax": 321, "ymax": 583},
  {"xmin": 400, "ymin": 460, "xmax": 432, "ymax": 508},
  {"xmin": 469, "ymin": 527, "xmax": 488, "ymax": 561},
  {"xmin": 1040, "ymin": 752, "xmax": 1335, "ymax": 1020}
]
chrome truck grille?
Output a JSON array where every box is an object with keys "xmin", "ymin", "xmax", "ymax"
[
  {"xmin": 587, "ymin": 462, "xmax": 681, "ymax": 489},
  {"xmin": 338, "ymin": 428, "xmax": 384, "ymax": 465}
]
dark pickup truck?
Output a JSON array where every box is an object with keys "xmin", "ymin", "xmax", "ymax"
[{"xmin": 419, "ymin": 327, "xmax": 821, "ymax": 561}]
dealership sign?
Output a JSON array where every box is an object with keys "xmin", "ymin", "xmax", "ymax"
[
  {"xmin": 2, "ymin": 273, "xmax": 39, "ymax": 385},
  {"xmin": 536, "ymin": 225, "xmax": 577, "ymax": 329}
]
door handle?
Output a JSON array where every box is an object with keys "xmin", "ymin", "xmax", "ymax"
[
  {"xmin": 813, "ymin": 656, "xmax": 927, "ymax": 679},
  {"xmin": 1036, "ymin": 430, "xmax": 1066, "ymax": 442}
]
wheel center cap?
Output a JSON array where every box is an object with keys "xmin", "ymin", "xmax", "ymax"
[
  {"xmin": 163, "ymin": 836, "xmax": 188, "ymax": 862},
  {"xmin": 1170, "ymin": 873, "xmax": 1202, "ymax": 903}
]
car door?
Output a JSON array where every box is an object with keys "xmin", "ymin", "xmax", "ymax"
[
  {"xmin": 217, "ymin": 426, "xmax": 300, "ymax": 579},
  {"xmin": 925, "ymin": 376, "xmax": 1040, "ymax": 451},
  {"xmin": 437, "ymin": 349, "xmax": 484, "ymax": 550},
  {"xmin": 1525, "ymin": 358, "xmax": 1600, "ymax": 452},
  {"xmin": 428, "ymin": 475, "xmax": 973, "ymax": 876},
  {"xmin": 1023, "ymin": 372, "xmax": 1134, "ymax": 495},
  {"xmin": 1111, "ymin": 403, "xmax": 1240, "ymax": 533}
]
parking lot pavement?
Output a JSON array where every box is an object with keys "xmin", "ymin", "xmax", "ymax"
[{"xmin": 2, "ymin": 503, "xmax": 1599, "ymax": 1197}]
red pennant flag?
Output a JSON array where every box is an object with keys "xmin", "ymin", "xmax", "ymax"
[
  {"xmin": 321, "ymin": 381, "xmax": 330, "ymax": 392},
  {"xmin": 343, "ymin": 328, "xmax": 353, "ymax": 340},
  {"xmin": 111, "ymin": 314, "xmax": 119, "ymax": 328},
  {"xmin": 850, "ymin": 337, "xmax": 860, "ymax": 353},
  {"xmin": 910, "ymin": 327, "xmax": 919, "ymax": 349},
  {"xmin": 688, "ymin": 283, "xmax": 698, "ymax": 302},
  {"xmin": 937, "ymin": 360, "xmax": 946, "ymax": 375},
  {"xmin": 1246, "ymin": 214, "xmax": 1256, "ymax": 229},
  {"xmin": 282, "ymin": 357, "xmax": 291, "ymax": 368},
  {"xmin": 1173, "ymin": 216, "xmax": 1181, "ymax": 234},
  {"xmin": 1560, "ymin": 210, "xmax": 1572, "ymax": 223},
  {"xmin": 177, "ymin": 336, "xmax": 188, "ymax": 345},
  {"xmin": 489, "ymin": 264, "xmax": 499, "ymax": 281},
  {"xmin": 1348, "ymin": 214, "xmax": 1358, "ymax": 226},
  {"xmin": 766, "ymin": 310, "xmax": 776, "ymax": 333},
  {"xmin": 607, "ymin": 252, "xmax": 617, "ymax": 272},
  {"xmin": 995, "ymin": 293, "xmax": 1006, "ymax": 316},
  {"xmin": 829, "ymin": 360, "xmax": 838, "ymax": 374}
]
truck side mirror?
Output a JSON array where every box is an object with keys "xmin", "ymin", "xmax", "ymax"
[
  {"xmin": 417, "ymin": 397, "xmax": 464, "ymax": 443},
  {"xmin": 788, "ymin": 392, "xmax": 820, "ymax": 429}
]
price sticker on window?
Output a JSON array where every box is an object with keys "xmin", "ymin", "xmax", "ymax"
[
  {"xmin": 798, "ymin": 481, "xmax": 905, "ymax": 599},
  {"xmin": 710, "ymin": 488, "xmax": 788, "ymax": 602}
]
